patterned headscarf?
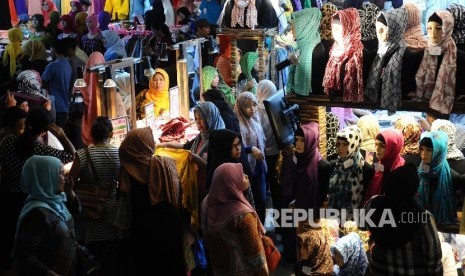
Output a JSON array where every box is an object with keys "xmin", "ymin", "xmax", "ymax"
[
  {"xmin": 41, "ymin": 0, "xmax": 58, "ymax": 26},
  {"xmin": 331, "ymin": 233, "xmax": 369, "ymax": 275},
  {"xmin": 17, "ymin": 70, "xmax": 46, "ymax": 99},
  {"xmin": 234, "ymin": 92, "xmax": 266, "ymax": 172},
  {"xmin": 3, "ymin": 28, "xmax": 23, "ymax": 77},
  {"xmin": 326, "ymin": 112, "xmax": 340, "ymax": 157},
  {"xmin": 417, "ymin": 131, "xmax": 457, "ymax": 225},
  {"xmin": 359, "ymin": 2, "xmax": 380, "ymax": 41},
  {"xmin": 287, "ymin": 8, "xmax": 321, "ymax": 96},
  {"xmin": 231, "ymin": 0, "xmax": 257, "ymax": 28},
  {"xmin": 431, "ymin": 119, "xmax": 465, "ymax": 160},
  {"xmin": 202, "ymin": 66, "xmax": 234, "ymax": 104},
  {"xmin": 75, "ymin": 12, "xmax": 88, "ymax": 36},
  {"xmin": 394, "ymin": 116, "xmax": 422, "ymax": 155},
  {"xmin": 323, "ymin": 8, "xmax": 364, "ymax": 103},
  {"xmin": 448, "ymin": 4, "xmax": 465, "ymax": 45},
  {"xmin": 18, "ymin": 156, "xmax": 72, "ymax": 228},
  {"xmin": 22, "ymin": 40, "xmax": 47, "ymax": 61},
  {"xmin": 416, "ymin": 11, "xmax": 456, "ymax": 114},
  {"xmin": 328, "ymin": 125, "xmax": 365, "ymax": 219},
  {"xmin": 97, "ymin": 11, "xmax": 112, "ymax": 31},
  {"xmin": 192, "ymin": 102, "xmax": 225, "ymax": 156},
  {"xmin": 239, "ymin": 52, "xmax": 259, "ymax": 94},
  {"xmin": 404, "ymin": 3, "xmax": 428, "ymax": 50},
  {"xmin": 365, "ymin": 8, "xmax": 407, "ymax": 114},
  {"xmin": 320, "ymin": 3, "xmax": 338, "ymax": 40},
  {"xmin": 357, "ymin": 114, "xmax": 380, "ymax": 153}
]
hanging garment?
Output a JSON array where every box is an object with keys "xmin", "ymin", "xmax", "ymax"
[
  {"xmin": 104, "ymin": 0, "xmax": 130, "ymax": 19},
  {"xmin": 14, "ymin": 0, "xmax": 28, "ymax": 22},
  {"xmin": 403, "ymin": 2, "xmax": 428, "ymax": 51}
]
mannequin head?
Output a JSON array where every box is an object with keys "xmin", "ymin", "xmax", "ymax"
[
  {"xmin": 331, "ymin": 15, "xmax": 343, "ymax": 44},
  {"xmin": 427, "ymin": 13, "xmax": 443, "ymax": 44},
  {"xmin": 376, "ymin": 14, "xmax": 388, "ymax": 43},
  {"xmin": 419, "ymin": 137, "xmax": 433, "ymax": 164}
]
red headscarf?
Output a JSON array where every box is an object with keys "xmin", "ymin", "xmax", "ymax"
[
  {"xmin": 363, "ymin": 129, "xmax": 405, "ymax": 204},
  {"xmin": 214, "ymin": 34, "xmax": 231, "ymax": 65},
  {"xmin": 86, "ymin": 13, "xmax": 100, "ymax": 36},
  {"xmin": 323, "ymin": 8, "xmax": 364, "ymax": 103},
  {"xmin": 79, "ymin": 52, "xmax": 105, "ymax": 146},
  {"xmin": 60, "ymin": 14, "xmax": 75, "ymax": 34},
  {"xmin": 203, "ymin": 163, "xmax": 265, "ymax": 233},
  {"xmin": 41, "ymin": 0, "xmax": 58, "ymax": 26}
]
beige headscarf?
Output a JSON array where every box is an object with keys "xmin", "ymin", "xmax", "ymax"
[
  {"xmin": 403, "ymin": 3, "xmax": 428, "ymax": 51},
  {"xmin": 357, "ymin": 114, "xmax": 380, "ymax": 152}
]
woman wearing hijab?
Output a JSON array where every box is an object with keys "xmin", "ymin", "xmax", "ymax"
[
  {"xmin": 119, "ymin": 127, "xmax": 185, "ymax": 275},
  {"xmin": 97, "ymin": 11, "xmax": 111, "ymax": 31},
  {"xmin": 234, "ymin": 92, "xmax": 268, "ymax": 223},
  {"xmin": 102, "ymin": 30, "xmax": 127, "ymax": 61},
  {"xmin": 448, "ymin": 3, "xmax": 465, "ymax": 51},
  {"xmin": 75, "ymin": 12, "xmax": 89, "ymax": 37},
  {"xmin": 202, "ymin": 66, "xmax": 234, "ymax": 105},
  {"xmin": 323, "ymin": 8, "xmax": 365, "ymax": 103},
  {"xmin": 328, "ymin": 125, "xmax": 374, "ymax": 220},
  {"xmin": 359, "ymin": 2, "xmax": 380, "ymax": 52},
  {"xmin": 57, "ymin": 14, "xmax": 79, "ymax": 40},
  {"xmin": 331, "ymin": 232, "xmax": 368, "ymax": 276},
  {"xmin": 81, "ymin": 13, "xmax": 104, "ymax": 56},
  {"xmin": 45, "ymin": 11, "xmax": 62, "ymax": 44},
  {"xmin": 20, "ymin": 40, "xmax": 48, "ymax": 75},
  {"xmin": 201, "ymin": 163, "xmax": 268, "ymax": 275},
  {"xmin": 431, "ymin": 119, "xmax": 465, "ymax": 176},
  {"xmin": 394, "ymin": 116, "xmax": 423, "ymax": 167},
  {"xmin": 320, "ymin": 3, "xmax": 338, "ymax": 50},
  {"xmin": 326, "ymin": 112, "xmax": 340, "ymax": 161},
  {"xmin": 366, "ymin": 163, "xmax": 443, "ymax": 275},
  {"xmin": 363, "ymin": 129, "xmax": 405, "ymax": 204},
  {"xmin": 69, "ymin": 0, "xmax": 83, "ymax": 19},
  {"xmin": 41, "ymin": 0, "xmax": 58, "ymax": 26},
  {"xmin": 213, "ymin": 34, "xmax": 235, "ymax": 87},
  {"xmin": 357, "ymin": 114, "xmax": 380, "ymax": 164},
  {"xmin": 3, "ymin": 28, "xmax": 23, "ymax": 79},
  {"xmin": 29, "ymin": 14, "xmax": 52, "ymax": 49},
  {"xmin": 176, "ymin": 7, "xmax": 191, "ymax": 25},
  {"xmin": 237, "ymin": 51, "xmax": 259, "ymax": 94},
  {"xmin": 135, "ymin": 68, "xmax": 170, "ymax": 118},
  {"xmin": 415, "ymin": 11, "xmax": 457, "ymax": 114},
  {"xmin": 79, "ymin": 52, "xmax": 105, "ymax": 146},
  {"xmin": 12, "ymin": 156, "xmax": 78, "ymax": 276},
  {"xmin": 365, "ymin": 8, "xmax": 408, "ymax": 114}
]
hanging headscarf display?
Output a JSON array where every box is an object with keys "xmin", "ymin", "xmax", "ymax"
[
  {"xmin": 320, "ymin": 3, "xmax": 338, "ymax": 40},
  {"xmin": 325, "ymin": 112, "xmax": 340, "ymax": 158},
  {"xmin": 365, "ymin": 8, "xmax": 407, "ymax": 114},
  {"xmin": 417, "ymin": 131, "xmax": 457, "ymax": 225},
  {"xmin": 359, "ymin": 2, "xmax": 380, "ymax": 41},
  {"xmin": 230, "ymin": 0, "xmax": 257, "ymax": 28},
  {"xmin": 323, "ymin": 8, "xmax": 365, "ymax": 102},
  {"xmin": 3, "ymin": 28, "xmax": 23, "ymax": 77},
  {"xmin": 328, "ymin": 125, "xmax": 365, "ymax": 220},
  {"xmin": 404, "ymin": 3, "xmax": 428, "ymax": 50},
  {"xmin": 415, "ymin": 11, "xmax": 457, "ymax": 114},
  {"xmin": 393, "ymin": 116, "xmax": 422, "ymax": 155},
  {"xmin": 448, "ymin": 4, "xmax": 465, "ymax": 45},
  {"xmin": 287, "ymin": 8, "xmax": 321, "ymax": 96},
  {"xmin": 431, "ymin": 119, "xmax": 465, "ymax": 160}
]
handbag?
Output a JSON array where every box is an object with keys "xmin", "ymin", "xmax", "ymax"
[
  {"xmin": 75, "ymin": 243, "xmax": 100, "ymax": 276},
  {"xmin": 262, "ymin": 235, "xmax": 281, "ymax": 272},
  {"xmin": 74, "ymin": 148, "xmax": 117, "ymax": 220},
  {"xmin": 105, "ymin": 189, "xmax": 132, "ymax": 230}
]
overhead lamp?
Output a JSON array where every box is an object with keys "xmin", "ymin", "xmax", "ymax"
[
  {"xmin": 178, "ymin": 44, "xmax": 186, "ymax": 62},
  {"xmin": 159, "ymin": 43, "xmax": 168, "ymax": 62},
  {"xmin": 208, "ymin": 36, "xmax": 218, "ymax": 55},
  {"xmin": 143, "ymin": 56, "xmax": 155, "ymax": 77},
  {"xmin": 103, "ymin": 67, "xmax": 116, "ymax": 88},
  {"xmin": 74, "ymin": 66, "xmax": 87, "ymax": 88}
]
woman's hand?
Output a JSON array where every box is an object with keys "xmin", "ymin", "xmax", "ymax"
[
  {"xmin": 251, "ymin": 146, "xmax": 264, "ymax": 161},
  {"xmin": 5, "ymin": 90, "xmax": 16, "ymax": 107},
  {"xmin": 43, "ymin": 100, "xmax": 51, "ymax": 111}
]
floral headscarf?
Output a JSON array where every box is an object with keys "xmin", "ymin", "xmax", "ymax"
[
  {"xmin": 431, "ymin": 119, "xmax": 465, "ymax": 160},
  {"xmin": 448, "ymin": 4, "xmax": 465, "ymax": 45},
  {"xmin": 239, "ymin": 52, "xmax": 259, "ymax": 94},
  {"xmin": 320, "ymin": 3, "xmax": 338, "ymax": 40},
  {"xmin": 3, "ymin": 28, "xmax": 23, "ymax": 77},
  {"xmin": 403, "ymin": 3, "xmax": 428, "ymax": 51},
  {"xmin": 394, "ymin": 116, "xmax": 422, "ymax": 155},
  {"xmin": 231, "ymin": 0, "xmax": 257, "ymax": 28},
  {"xmin": 331, "ymin": 233, "xmax": 369, "ymax": 275},
  {"xmin": 359, "ymin": 2, "xmax": 380, "ymax": 41},
  {"xmin": 202, "ymin": 66, "xmax": 235, "ymax": 105}
]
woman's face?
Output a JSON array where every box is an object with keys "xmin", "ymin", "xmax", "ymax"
[
  {"xmin": 230, "ymin": 137, "xmax": 241, "ymax": 159},
  {"xmin": 32, "ymin": 17, "xmax": 40, "ymax": 28},
  {"xmin": 332, "ymin": 22, "xmax": 344, "ymax": 44},
  {"xmin": 57, "ymin": 165, "xmax": 65, "ymax": 193},
  {"xmin": 41, "ymin": 1, "xmax": 49, "ymax": 11},
  {"xmin": 86, "ymin": 18, "xmax": 93, "ymax": 30},
  {"xmin": 242, "ymin": 174, "xmax": 250, "ymax": 191},
  {"xmin": 375, "ymin": 139, "xmax": 386, "ymax": 160},
  {"xmin": 194, "ymin": 111, "xmax": 207, "ymax": 132},
  {"xmin": 420, "ymin": 145, "xmax": 433, "ymax": 164},
  {"xmin": 19, "ymin": 101, "xmax": 29, "ymax": 113},
  {"xmin": 295, "ymin": 135, "xmax": 305, "ymax": 154},
  {"xmin": 427, "ymin": 21, "xmax": 442, "ymax": 44},
  {"xmin": 61, "ymin": 20, "xmax": 69, "ymax": 28},
  {"xmin": 243, "ymin": 100, "xmax": 257, "ymax": 118},
  {"xmin": 153, "ymin": 73, "xmax": 165, "ymax": 91},
  {"xmin": 336, "ymin": 139, "xmax": 349, "ymax": 158},
  {"xmin": 71, "ymin": 3, "xmax": 78, "ymax": 12},
  {"xmin": 211, "ymin": 73, "xmax": 219, "ymax": 88}
]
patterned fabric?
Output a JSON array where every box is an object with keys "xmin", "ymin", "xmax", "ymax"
[
  {"xmin": 357, "ymin": 114, "xmax": 380, "ymax": 153},
  {"xmin": 404, "ymin": 3, "xmax": 428, "ymax": 50},
  {"xmin": 331, "ymin": 232, "xmax": 369, "ymax": 275},
  {"xmin": 417, "ymin": 131, "xmax": 457, "ymax": 225},
  {"xmin": 359, "ymin": 2, "xmax": 380, "ymax": 41},
  {"xmin": 328, "ymin": 125, "xmax": 365, "ymax": 220},
  {"xmin": 231, "ymin": 0, "xmax": 257, "ymax": 28},
  {"xmin": 323, "ymin": 8, "xmax": 364, "ymax": 103},
  {"xmin": 192, "ymin": 102, "xmax": 226, "ymax": 156},
  {"xmin": 234, "ymin": 92, "xmax": 266, "ymax": 172},
  {"xmin": 431, "ymin": 119, "xmax": 465, "ymax": 160},
  {"xmin": 393, "ymin": 116, "xmax": 422, "ymax": 155},
  {"xmin": 448, "ymin": 4, "xmax": 465, "ymax": 45},
  {"xmin": 287, "ymin": 8, "xmax": 321, "ymax": 96},
  {"xmin": 3, "ymin": 28, "xmax": 23, "ymax": 77},
  {"xmin": 320, "ymin": 3, "xmax": 338, "ymax": 40},
  {"xmin": 415, "ymin": 11, "xmax": 457, "ymax": 114},
  {"xmin": 296, "ymin": 226, "xmax": 334, "ymax": 275},
  {"xmin": 239, "ymin": 52, "xmax": 259, "ymax": 94},
  {"xmin": 17, "ymin": 70, "xmax": 47, "ymax": 99},
  {"xmin": 326, "ymin": 112, "xmax": 340, "ymax": 157},
  {"xmin": 365, "ymin": 8, "xmax": 407, "ymax": 113}
]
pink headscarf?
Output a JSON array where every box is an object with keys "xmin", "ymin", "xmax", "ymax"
[
  {"xmin": 79, "ymin": 52, "xmax": 105, "ymax": 145},
  {"xmin": 203, "ymin": 163, "xmax": 265, "ymax": 233},
  {"xmin": 41, "ymin": 0, "xmax": 58, "ymax": 26},
  {"xmin": 403, "ymin": 3, "xmax": 428, "ymax": 51},
  {"xmin": 86, "ymin": 13, "xmax": 100, "ymax": 35}
]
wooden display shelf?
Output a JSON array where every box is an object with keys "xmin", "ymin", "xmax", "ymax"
[{"xmin": 286, "ymin": 94, "xmax": 465, "ymax": 114}]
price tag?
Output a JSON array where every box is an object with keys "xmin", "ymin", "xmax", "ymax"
[{"xmin": 429, "ymin": 46, "xmax": 441, "ymax": 56}]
